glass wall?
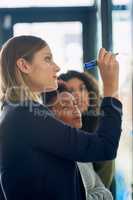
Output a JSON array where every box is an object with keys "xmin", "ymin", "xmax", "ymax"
[
  {"xmin": 113, "ymin": 0, "xmax": 130, "ymax": 5},
  {"xmin": 112, "ymin": 1, "xmax": 132, "ymax": 199}
]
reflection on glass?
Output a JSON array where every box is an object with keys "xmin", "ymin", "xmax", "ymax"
[
  {"xmin": 13, "ymin": 22, "xmax": 83, "ymax": 73},
  {"xmin": 112, "ymin": 0, "xmax": 130, "ymax": 5}
]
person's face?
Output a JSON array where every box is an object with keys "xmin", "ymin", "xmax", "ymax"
[
  {"xmin": 66, "ymin": 78, "xmax": 89, "ymax": 113},
  {"xmin": 23, "ymin": 46, "xmax": 60, "ymax": 92},
  {"xmin": 52, "ymin": 92, "xmax": 82, "ymax": 129}
]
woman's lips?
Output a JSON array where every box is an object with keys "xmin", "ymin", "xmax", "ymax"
[
  {"xmin": 74, "ymin": 117, "xmax": 81, "ymax": 121},
  {"xmin": 53, "ymin": 75, "xmax": 57, "ymax": 79},
  {"xmin": 73, "ymin": 115, "xmax": 81, "ymax": 121}
]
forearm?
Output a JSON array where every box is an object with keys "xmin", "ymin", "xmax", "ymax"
[
  {"xmin": 94, "ymin": 97, "xmax": 122, "ymax": 160},
  {"xmin": 19, "ymin": 97, "xmax": 122, "ymax": 162}
]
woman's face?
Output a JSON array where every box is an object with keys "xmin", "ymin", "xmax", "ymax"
[
  {"xmin": 66, "ymin": 78, "xmax": 89, "ymax": 113},
  {"xmin": 24, "ymin": 45, "xmax": 60, "ymax": 92},
  {"xmin": 52, "ymin": 92, "xmax": 82, "ymax": 129}
]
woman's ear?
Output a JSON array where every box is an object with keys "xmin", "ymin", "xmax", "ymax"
[{"xmin": 16, "ymin": 58, "xmax": 32, "ymax": 74}]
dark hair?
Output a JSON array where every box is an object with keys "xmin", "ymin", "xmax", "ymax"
[
  {"xmin": 59, "ymin": 70, "xmax": 100, "ymax": 111},
  {"xmin": 43, "ymin": 81, "xmax": 69, "ymax": 106},
  {"xmin": 59, "ymin": 70, "xmax": 100, "ymax": 132},
  {"xmin": 0, "ymin": 35, "xmax": 47, "ymax": 103}
]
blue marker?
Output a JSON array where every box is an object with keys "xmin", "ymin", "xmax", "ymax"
[
  {"xmin": 84, "ymin": 59, "xmax": 97, "ymax": 70},
  {"xmin": 84, "ymin": 53, "xmax": 118, "ymax": 70}
]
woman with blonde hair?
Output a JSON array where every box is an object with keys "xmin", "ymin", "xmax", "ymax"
[{"xmin": 0, "ymin": 35, "xmax": 122, "ymax": 200}]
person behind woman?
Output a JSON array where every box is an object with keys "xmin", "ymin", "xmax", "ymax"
[
  {"xmin": 59, "ymin": 71, "xmax": 100, "ymax": 132},
  {"xmin": 0, "ymin": 35, "xmax": 122, "ymax": 200},
  {"xmin": 44, "ymin": 81, "xmax": 113, "ymax": 200},
  {"xmin": 59, "ymin": 70, "xmax": 116, "ymax": 196}
]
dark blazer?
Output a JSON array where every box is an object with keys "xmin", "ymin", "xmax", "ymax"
[
  {"xmin": 81, "ymin": 107, "xmax": 116, "ymax": 190},
  {"xmin": 0, "ymin": 97, "xmax": 122, "ymax": 200},
  {"xmin": 81, "ymin": 103, "xmax": 117, "ymax": 199},
  {"xmin": 0, "ymin": 186, "xmax": 5, "ymax": 200}
]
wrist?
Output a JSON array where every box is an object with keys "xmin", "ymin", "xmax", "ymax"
[{"xmin": 103, "ymin": 87, "xmax": 119, "ymax": 100}]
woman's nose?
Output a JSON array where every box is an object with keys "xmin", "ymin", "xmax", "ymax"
[
  {"xmin": 73, "ymin": 91, "xmax": 81, "ymax": 102},
  {"xmin": 73, "ymin": 106, "xmax": 81, "ymax": 116},
  {"xmin": 54, "ymin": 63, "xmax": 60, "ymax": 73}
]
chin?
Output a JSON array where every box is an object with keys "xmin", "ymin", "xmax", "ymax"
[
  {"xmin": 45, "ymin": 83, "xmax": 58, "ymax": 92},
  {"xmin": 80, "ymin": 107, "xmax": 88, "ymax": 113},
  {"xmin": 52, "ymin": 81, "xmax": 58, "ymax": 90},
  {"xmin": 75, "ymin": 122, "xmax": 82, "ymax": 129},
  {"xmin": 75, "ymin": 125, "xmax": 82, "ymax": 129}
]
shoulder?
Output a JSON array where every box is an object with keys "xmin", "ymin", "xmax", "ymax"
[
  {"xmin": 1, "ymin": 100, "xmax": 53, "ymax": 120},
  {"xmin": 0, "ymin": 101, "xmax": 55, "ymax": 138}
]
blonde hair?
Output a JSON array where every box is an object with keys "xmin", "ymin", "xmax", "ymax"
[{"xmin": 0, "ymin": 35, "xmax": 47, "ymax": 106}]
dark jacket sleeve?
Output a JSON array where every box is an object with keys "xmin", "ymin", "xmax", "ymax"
[
  {"xmin": 15, "ymin": 97, "xmax": 122, "ymax": 162},
  {"xmin": 0, "ymin": 185, "xmax": 5, "ymax": 200}
]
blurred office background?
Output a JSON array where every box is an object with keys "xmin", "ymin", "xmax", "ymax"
[{"xmin": 0, "ymin": 0, "xmax": 132, "ymax": 199}]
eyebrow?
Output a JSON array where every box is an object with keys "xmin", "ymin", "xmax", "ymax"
[
  {"xmin": 60, "ymin": 97, "xmax": 77, "ymax": 106},
  {"xmin": 80, "ymin": 83, "xmax": 86, "ymax": 86},
  {"xmin": 61, "ymin": 99, "xmax": 70, "ymax": 104},
  {"xmin": 44, "ymin": 53, "xmax": 52, "ymax": 56}
]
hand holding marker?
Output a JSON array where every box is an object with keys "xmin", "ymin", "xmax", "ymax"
[{"xmin": 84, "ymin": 53, "xmax": 119, "ymax": 70}]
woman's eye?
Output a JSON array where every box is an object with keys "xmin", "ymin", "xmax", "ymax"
[
  {"xmin": 80, "ymin": 85, "xmax": 87, "ymax": 92},
  {"xmin": 45, "ymin": 57, "xmax": 52, "ymax": 62},
  {"xmin": 69, "ymin": 88, "xmax": 75, "ymax": 93},
  {"xmin": 62, "ymin": 106, "xmax": 69, "ymax": 111}
]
